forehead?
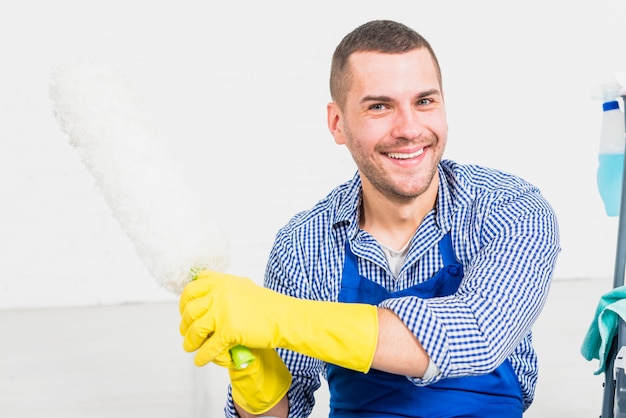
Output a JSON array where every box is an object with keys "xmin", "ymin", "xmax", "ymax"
[{"xmin": 346, "ymin": 49, "xmax": 441, "ymax": 98}]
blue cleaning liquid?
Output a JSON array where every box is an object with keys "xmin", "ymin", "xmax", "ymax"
[{"xmin": 598, "ymin": 153, "xmax": 625, "ymax": 216}]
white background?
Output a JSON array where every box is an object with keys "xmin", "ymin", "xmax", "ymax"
[
  {"xmin": 1, "ymin": 0, "xmax": 625, "ymax": 308},
  {"xmin": 1, "ymin": 1, "xmax": 623, "ymax": 416}
]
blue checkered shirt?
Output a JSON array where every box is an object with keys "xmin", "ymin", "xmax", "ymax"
[{"xmin": 225, "ymin": 159, "xmax": 560, "ymax": 417}]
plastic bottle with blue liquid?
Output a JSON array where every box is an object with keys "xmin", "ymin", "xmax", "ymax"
[{"xmin": 597, "ymin": 99, "xmax": 626, "ymax": 217}]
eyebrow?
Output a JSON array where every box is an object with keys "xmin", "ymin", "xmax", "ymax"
[
  {"xmin": 417, "ymin": 89, "xmax": 441, "ymax": 99},
  {"xmin": 359, "ymin": 89, "xmax": 441, "ymax": 104}
]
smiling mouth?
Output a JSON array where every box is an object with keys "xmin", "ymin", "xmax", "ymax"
[{"xmin": 386, "ymin": 148, "xmax": 424, "ymax": 160}]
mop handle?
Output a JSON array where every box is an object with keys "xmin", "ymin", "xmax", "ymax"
[
  {"xmin": 613, "ymin": 95, "xmax": 626, "ymax": 290},
  {"xmin": 230, "ymin": 345, "xmax": 255, "ymax": 369}
]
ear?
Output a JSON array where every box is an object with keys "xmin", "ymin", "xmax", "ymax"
[{"xmin": 327, "ymin": 102, "xmax": 346, "ymax": 145}]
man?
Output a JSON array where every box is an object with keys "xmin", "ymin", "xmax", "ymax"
[{"xmin": 179, "ymin": 19, "xmax": 560, "ymax": 417}]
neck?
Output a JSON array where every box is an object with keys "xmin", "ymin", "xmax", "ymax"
[{"xmin": 359, "ymin": 175, "xmax": 439, "ymax": 251}]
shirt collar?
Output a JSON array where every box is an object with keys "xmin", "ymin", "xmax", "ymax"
[
  {"xmin": 434, "ymin": 164, "xmax": 452, "ymax": 233},
  {"xmin": 333, "ymin": 172, "xmax": 362, "ymax": 239},
  {"xmin": 332, "ymin": 162, "xmax": 461, "ymax": 237}
]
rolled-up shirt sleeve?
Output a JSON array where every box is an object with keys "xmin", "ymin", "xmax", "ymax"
[{"xmin": 380, "ymin": 190, "xmax": 560, "ymax": 387}]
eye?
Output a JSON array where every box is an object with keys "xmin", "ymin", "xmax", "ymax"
[
  {"xmin": 369, "ymin": 103, "xmax": 387, "ymax": 111},
  {"xmin": 417, "ymin": 98, "xmax": 433, "ymax": 106}
]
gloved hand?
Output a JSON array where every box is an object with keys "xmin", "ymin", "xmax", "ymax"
[
  {"xmin": 179, "ymin": 270, "xmax": 379, "ymax": 373},
  {"xmin": 229, "ymin": 348, "xmax": 291, "ymax": 415}
]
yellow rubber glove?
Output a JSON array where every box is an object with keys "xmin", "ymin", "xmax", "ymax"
[
  {"xmin": 229, "ymin": 348, "xmax": 292, "ymax": 415},
  {"xmin": 179, "ymin": 271, "xmax": 379, "ymax": 373}
]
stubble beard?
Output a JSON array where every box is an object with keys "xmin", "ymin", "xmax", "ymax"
[
  {"xmin": 350, "ymin": 139, "xmax": 441, "ymax": 204},
  {"xmin": 362, "ymin": 160, "xmax": 439, "ymax": 204}
]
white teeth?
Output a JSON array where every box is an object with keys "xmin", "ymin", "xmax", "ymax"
[{"xmin": 387, "ymin": 148, "xmax": 424, "ymax": 159}]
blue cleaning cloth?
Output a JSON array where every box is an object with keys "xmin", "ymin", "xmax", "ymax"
[{"xmin": 582, "ymin": 285, "xmax": 626, "ymax": 375}]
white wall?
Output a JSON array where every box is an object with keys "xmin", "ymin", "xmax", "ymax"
[{"xmin": 2, "ymin": 0, "xmax": 626, "ymax": 309}]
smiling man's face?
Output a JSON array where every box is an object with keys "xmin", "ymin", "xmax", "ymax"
[{"xmin": 327, "ymin": 48, "xmax": 447, "ymax": 202}]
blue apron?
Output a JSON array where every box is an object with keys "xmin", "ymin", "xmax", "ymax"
[{"xmin": 326, "ymin": 233, "xmax": 523, "ymax": 417}]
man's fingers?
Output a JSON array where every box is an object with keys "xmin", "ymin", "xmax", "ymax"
[
  {"xmin": 182, "ymin": 310, "xmax": 216, "ymax": 352},
  {"xmin": 178, "ymin": 275, "xmax": 213, "ymax": 315},
  {"xmin": 179, "ymin": 294, "xmax": 212, "ymax": 336},
  {"xmin": 193, "ymin": 335, "xmax": 231, "ymax": 367}
]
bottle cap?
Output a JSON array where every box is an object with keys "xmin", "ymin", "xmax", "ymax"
[{"xmin": 603, "ymin": 100, "xmax": 620, "ymax": 111}]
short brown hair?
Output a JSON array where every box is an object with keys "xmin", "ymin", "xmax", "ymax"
[{"xmin": 330, "ymin": 20, "xmax": 442, "ymax": 109}]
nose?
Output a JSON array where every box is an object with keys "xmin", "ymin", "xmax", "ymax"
[{"xmin": 391, "ymin": 106, "xmax": 423, "ymax": 140}]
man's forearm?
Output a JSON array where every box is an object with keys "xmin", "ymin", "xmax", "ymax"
[
  {"xmin": 234, "ymin": 396, "xmax": 289, "ymax": 418},
  {"xmin": 371, "ymin": 308, "xmax": 430, "ymax": 377},
  {"xmin": 232, "ymin": 309, "xmax": 424, "ymax": 418}
]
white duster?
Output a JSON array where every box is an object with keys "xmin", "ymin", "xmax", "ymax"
[{"xmin": 49, "ymin": 60, "xmax": 230, "ymax": 295}]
